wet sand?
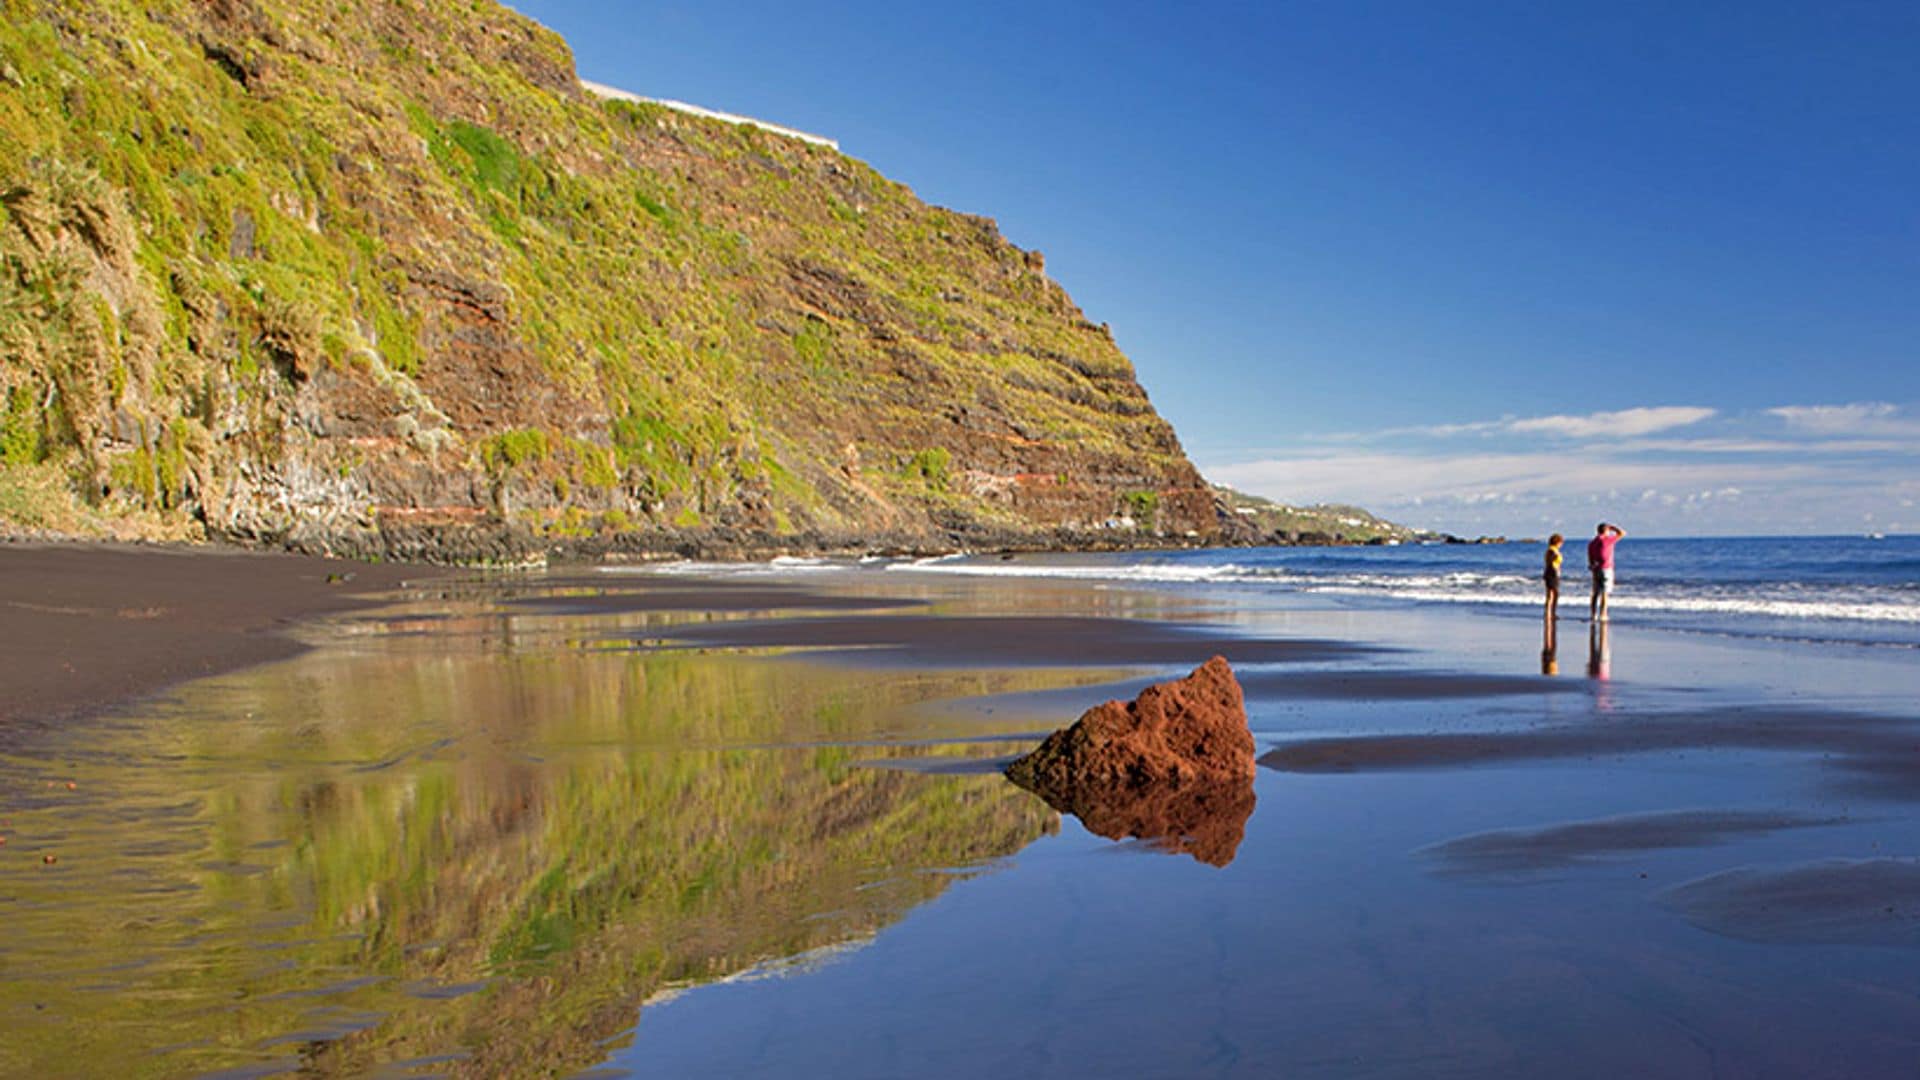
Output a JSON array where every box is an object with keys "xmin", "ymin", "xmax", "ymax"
[
  {"xmin": 1236, "ymin": 667, "xmax": 1584, "ymax": 700},
  {"xmin": 10, "ymin": 556, "xmax": 1920, "ymax": 1075},
  {"xmin": 1422, "ymin": 809, "xmax": 1847, "ymax": 874},
  {"xmin": 0, "ymin": 543, "xmax": 437, "ymax": 727},
  {"xmin": 640, "ymin": 612, "xmax": 1374, "ymax": 667},
  {"xmin": 1662, "ymin": 858, "xmax": 1920, "ymax": 946},
  {"xmin": 503, "ymin": 577, "xmax": 931, "ymax": 615},
  {"xmin": 1259, "ymin": 703, "xmax": 1920, "ymax": 799}
]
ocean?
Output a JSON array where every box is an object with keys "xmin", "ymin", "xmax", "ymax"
[{"xmin": 864, "ymin": 535, "xmax": 1920, "ymax": 649}]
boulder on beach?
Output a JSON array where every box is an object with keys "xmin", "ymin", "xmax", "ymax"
[{"xmin": 1005, "ymin": 655, "xmax": 1257, "ymax": 865}]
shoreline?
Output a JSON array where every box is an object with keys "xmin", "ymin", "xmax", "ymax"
[
  {"xmin": 4, "ymin": 517, "xmax": 1423, "ymax": 571},
  {"xmin": 0, "ymin": 541, "xmax": 444, "ymax": 729},
  {"xmin": 0, "ymin": 533, "xmax": 1367, "ymax": 735}
]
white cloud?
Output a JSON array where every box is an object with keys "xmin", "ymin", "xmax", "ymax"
[
  {"xmin": 1203, "ymin": 401, "xmax": 1920, "ymax": 535},
  {"xmin": 1504, "ymin": 405, "xmax": 1717, "ymax": 439},
  {"xmin": 1768, "ymin": 402, "xmax": 1920, "ymax": 439},
  {"xmin": 1410, "ymin": 419, "xmax": 1505, "ymax": 438},
  {"xmin": 1769, "ymin": 401, "xmax": 1895, "ymax": 429},
  {"xmin": 1204, "ymin": 446, "xmax": 1907, "ymax": 536},
  {"xmin": 1376, "ymin": 405, "xmax": 1718, "ymax": 441},
  {"xmin": 1617, "ymin": 437, "xmax": 1916, "ymax": 455},
  {"xmin": 1208, "ymin": 451, "xmax": 1820, "ymax": 508}
]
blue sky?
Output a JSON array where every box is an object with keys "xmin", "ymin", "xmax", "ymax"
[{"xmin": 510, "ymin": 1, "xmax": 1920, "ymax": 536}]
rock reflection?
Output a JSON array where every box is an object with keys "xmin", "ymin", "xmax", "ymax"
[
  {"xmin": 1009, "ymin": 772, "xmax": 1257, "ymax": 867},
  {"xmin": 1001, "ymin": 657, "xmax": 1258, "ymax": 867}
]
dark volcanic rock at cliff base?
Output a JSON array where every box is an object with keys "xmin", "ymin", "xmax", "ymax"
[{"xmin": 1006, "ymin": 656, "xmax": 1256, "ymax": 865}]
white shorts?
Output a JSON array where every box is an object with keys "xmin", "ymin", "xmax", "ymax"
[{"xmin": 1592, "ymin": 567, "xmax": 1614, "ymax": 592}]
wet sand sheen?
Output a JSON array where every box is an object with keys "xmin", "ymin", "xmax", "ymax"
[
  {"xmin": 1423, "ymin": 809, "xmax": 1849, "ymax": 874},
  {"xmin": 1662, "ymin": 858, "xmax": 1920, "ymax": 946},
  {"xmin": 1261, "ymin": 704, "xmax": 1920, "ymax": 799},
  {"xmin": 0, "ymin": 543, "xmax": 440, "ymax": 729},
  {"xmin": 9, "ymin": 550, "xmax": 1920, "ymax": 1076},
  {"xmin": 639, "ymin": 612, "xmax": 1374, "ymax": 667},
  {"xmin": 0, "ymin": 615, "xmax": 1075, "ymax": 1076}
]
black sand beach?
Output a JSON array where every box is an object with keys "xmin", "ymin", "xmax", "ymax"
[
  {"xmin": 4, "ymin": 549, "xmax": 1920, "ymax": 1076},
  {"xmin": 0, "ymin": 544, "xmax": 438, "ymax": 728}
]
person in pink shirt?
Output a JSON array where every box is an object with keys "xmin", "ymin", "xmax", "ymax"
[{"xmin": 1587, "ymin": 522, "xmax": 1626, "ymax": 621}]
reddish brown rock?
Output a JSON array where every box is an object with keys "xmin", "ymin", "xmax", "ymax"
[
  {"xmin": 1008, "ymin": 655, "xmax": 1254, "ymax": 789},
  {"xmin": 1005, "ymin": 656, "xmax": 1257, "ymax": 865}
]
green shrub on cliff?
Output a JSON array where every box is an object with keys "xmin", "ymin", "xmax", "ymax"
[
  {"xmin": 905, "ymin": 447, "xmax": 951, "ymax": 490},
  {"xmin": 482, "ymin": 428, "xmax": 551, "ymax": 472},
  {"xmin": 0, "ymin": 385, "xmax": 43, "ymax": 465},
  {"xmin": 447, "ymin": 119, "xmax": 523, "ymax": 194},
  {"xmin": 1122, "ymin": 489, "xmax": 1159, "ymax": 526}
]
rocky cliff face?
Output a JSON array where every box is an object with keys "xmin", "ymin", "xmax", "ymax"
[{"xmin": 0, "ymin": 0, "xmax": 1224, "ymax": 560}]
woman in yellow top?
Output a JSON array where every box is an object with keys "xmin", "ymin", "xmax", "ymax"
[{"xmin": 1543, "ymin": 533, "xmax": 1564, "ymax": 622}]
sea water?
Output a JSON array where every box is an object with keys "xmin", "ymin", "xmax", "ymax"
[{"xmin": 874, "ymin": 535, "xmax": 1920, "ymax": 649}]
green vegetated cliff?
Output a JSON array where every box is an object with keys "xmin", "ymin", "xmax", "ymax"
[{"xmin": 0, "ymin": 0, "xmax": 1225, "ymax": 560}]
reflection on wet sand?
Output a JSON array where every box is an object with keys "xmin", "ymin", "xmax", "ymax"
[
  {"xmin": 1007, "ymin": 773, "xmax": 1257, "ymax": 867},
  {"xmin": 1586, "ymin": 620, "xmax": 1611, "ymax": 681},
  {"xmin": 1423, "ymin": 809, "xmax": 1844, "ymax": 875},
  {"xmin": 17, "ymin": 563, "xmax": 1920, "ymax": 1076},
  {"xmin": 1262, "ymin": 703, "xmax": 1920, "ymax": 802},
  {"xmin": 0, "ymin": 617, "xmax": 1066, "ymax": 1077},
  {"xmin": 1662, "ymin": 858, "xmax": 1920, "ymax": 946},
  {"xmin": 640, "ymin": 613, "xmax": 1371, "ymax": 668}
]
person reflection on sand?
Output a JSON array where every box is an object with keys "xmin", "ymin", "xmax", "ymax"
[
  {"xmin": 1587, "ymin": 621, "xmax": 1613, "ymax": 708},
  {"xmin": 1587, "ymin": 620, "xmax": 1611, "ymax": 678},
  {"xmin": 1542, "ymin": 613, "xmax": 1559, "ymax": 675}
]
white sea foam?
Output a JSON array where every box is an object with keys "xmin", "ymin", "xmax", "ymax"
[
  {"xmin": 1305, "ymin": 584, "xmax": 1920, "ymax": 624},
  {"xmin": 883, "ymin": 558, "xmax": 1549, "ymax": 594},
  {"xmin": 881, "ymin": 555, "xmax": 1920, "ymax": 626},
  {"xmin": 768, "ymin": 555, "xmax": 836, "ymax": 571},
  {"xmin": 605, "ymin": 546, "xmax": 1920, "ymax": 631},
  {"xmin": 601, "ymin": 558, "xmax": 836, "ymax": 577},
  {"xmin": 884, "ymin": 556, "xmax": 1285, "ymax": 584}
]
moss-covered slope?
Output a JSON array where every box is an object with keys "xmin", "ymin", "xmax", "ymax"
[{"xmin": 0, "ymin": 0, "xmax": 1220, "ymax": 559}]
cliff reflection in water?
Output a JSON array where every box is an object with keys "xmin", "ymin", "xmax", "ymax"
[{"xmin": 0, "ymin": 607, "xmax": 1066, "ymax": 1077}]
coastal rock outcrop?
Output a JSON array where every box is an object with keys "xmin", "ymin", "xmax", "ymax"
[{"xmin": 1006, "ymin": 656, "xmax": 1257, "ymax": 865}]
